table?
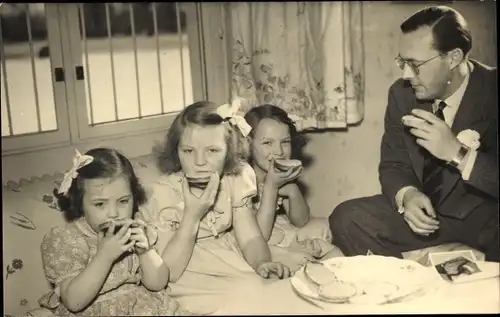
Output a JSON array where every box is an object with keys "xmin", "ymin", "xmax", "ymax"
[{"xmin": 214, "ymin": 275, "xmax": 500, "ymax": 315}]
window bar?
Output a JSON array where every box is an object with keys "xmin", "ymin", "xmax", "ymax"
[
  {"xmin": 129, "ymin": 3, "xmax": 142, "ymax": 118},
  {"xmin": 78, "ymin": 4, "xmax": 95, "ymax": 125},
  {"xmin": 195, "ymin": 4, "xmax": 208, "ymax": 100},
  {"xmin": 175, "ymin": 3, "xmax": 186, "ymax": 107},
  {"xmin": 25, "ymin": 4, "xmax": 42, "ymax": 133},
  {"xmin": 152, "ymin": 3, "xmax": 165, "ymax": 114},
  {"xmin": 221, "ymin": 4, "xmax": 230, "ymax": 103},
  {"xmin": 0, "ymin": 17, "xmax": 14, "ymax": 136},
  {"xmin": 105, "ymin": 3, "xmax": 119, "ymax": 122}
]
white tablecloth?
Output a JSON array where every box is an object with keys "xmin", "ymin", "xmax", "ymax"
[{"xmin": 214, "ymin": 273, "xmax": 500, "ymax": 315}]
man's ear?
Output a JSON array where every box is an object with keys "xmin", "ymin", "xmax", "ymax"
[{"xmin": 447, "ymin": 48, "xmax": 464, "ymax": 70}]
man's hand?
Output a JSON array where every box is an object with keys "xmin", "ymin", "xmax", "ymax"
[
  {"xmin": 402, "ymin": 188, "xmax": 440, "ymax": 236},
  {"xmin": 402, "ymin": 109, "xmax": 461, "ymax": 162}
]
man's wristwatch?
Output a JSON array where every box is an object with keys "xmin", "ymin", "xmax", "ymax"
[{"xmin": 447, "ymin": 144, "xmax": 470, "ymax": 168}]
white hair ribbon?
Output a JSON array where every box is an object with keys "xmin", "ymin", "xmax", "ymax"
[
  {"xmin": 58, "ymin": 149, "xmax": 94, "ymax": 195},
  {"xmin": 215, "ymin": 98, "xmax": 252, "ymax": 137}
]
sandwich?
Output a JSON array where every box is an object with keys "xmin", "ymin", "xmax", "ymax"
[
  {"xmin": 185, "ymin": 175, "xmax": 212, "ymax": 190},
  {"xmin": 273, "ymin": 159, "xmax": 302, "ymax": 172},
  {"xmin": 98, "ymin": 218, "xmax": 138, "ymax": 235}
]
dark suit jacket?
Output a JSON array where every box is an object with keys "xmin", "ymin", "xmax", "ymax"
[{"xmin": 379, "ymin": 60, "xmax": 498, "ymax": 220}]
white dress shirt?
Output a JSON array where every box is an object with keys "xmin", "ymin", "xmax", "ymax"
[{"xmin": 396, "ymin": 62, "xmax": 478, "ymax": 213}]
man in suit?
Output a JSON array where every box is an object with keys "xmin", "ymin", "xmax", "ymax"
[{"xmin": 328, "ymin": 6, "xmax": 499, "ymax": 261}]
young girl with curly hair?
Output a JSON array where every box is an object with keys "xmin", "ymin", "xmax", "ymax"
[{"xmin": 39, "ymin": 148, "xmax": 189, "ymax": 316}]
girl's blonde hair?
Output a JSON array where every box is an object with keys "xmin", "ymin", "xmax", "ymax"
[{"xmin": 154, "ymin": 101, "xmax": 250, "ymax": 176}]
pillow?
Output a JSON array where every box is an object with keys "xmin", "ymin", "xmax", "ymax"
[
  {"xmin": 3, "ymin": 174, "xmax": 66, "ymax": 316},
  {"xmin": 130, "ymin": 155, "xmax": 163, "ymax": 187}
]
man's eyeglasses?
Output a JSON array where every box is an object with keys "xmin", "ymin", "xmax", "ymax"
[{"xmin": 395, "ymin": 54, "xmax": 443, "ymax": 75}]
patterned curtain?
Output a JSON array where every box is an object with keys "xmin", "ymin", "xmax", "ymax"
[{"xmin": 228, "ymin": 2, "xmax": 365, "ymax": 130}]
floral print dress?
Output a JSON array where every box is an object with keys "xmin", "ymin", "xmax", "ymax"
[{"xmin": 38, "ymin": 218, "xmax": 190, "ymax": 316}]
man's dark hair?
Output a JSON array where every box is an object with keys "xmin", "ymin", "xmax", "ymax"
[{"xmin": 400, "ymin": 6, "xmax": 471, "ymax": 56}]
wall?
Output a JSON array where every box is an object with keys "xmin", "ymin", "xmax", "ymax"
[
  {"xmin": 1, "ymin": 131, "xmax": 168, "ymax": 184},
  {"xmin": 203, "ymin": 1, "xmax": 497, "ymax": 218}
]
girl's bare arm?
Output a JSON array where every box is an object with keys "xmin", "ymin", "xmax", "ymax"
[
  {"xmin": 255, "ymin": 182, "xmax": 280, "ymax": 241},
  {"xmin": 159, "ymin": 212, "xmax": 201, "ymax": 282},
  {"xmin": 139, "ymin": 249, "xmax": 171, "ymax": 291},
  {"xmin": 282, "ymin": 184, "xmax": 310, "ymax": 228},
  {"xmin": 59, "ymin": 253, "xmax": 113, "ymax": 313},
  {"xmin": 233, "ymin": 202, "xmax": 273, "ymax": 270}
]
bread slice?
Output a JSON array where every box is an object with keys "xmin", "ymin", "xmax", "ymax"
[
  {"xmin": 302, "ymin": 261, "xmax": 357, "ymax": 303},
  {"xmin": 318, "ymin": 281, "xmax": 357, "ymax": 303},
  {"xmin": 303, "ymin": 261, "xmax": 338, "ymax": 286}
]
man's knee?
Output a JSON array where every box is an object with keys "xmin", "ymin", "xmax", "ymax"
[
  {"xmin": 329, "ymin": 198, "xmax": 366, "ymax": 234},
  {"xmin": 482, "ymin": 225, "xmax": 500, "ymax": 262},
  {"xmin": 329, "ymin": 195, "xmax": 390, "ymax": 235}
]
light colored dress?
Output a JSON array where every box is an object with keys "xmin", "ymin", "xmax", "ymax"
[
  {"xmin": 140, "ymin": 163, "xmax": 269, "ymax": 315},
  {"xmin": 254, "ymin": 182, "xmax": 335, "ymax": 259},
  {"xmin": 38, "ymin": 218, "xmax": 190, "ymax": 316}
]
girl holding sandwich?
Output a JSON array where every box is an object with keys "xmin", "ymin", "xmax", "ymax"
[{"xmin": 245, "ymin": 104, "xmax": 344, "ymax": 271}]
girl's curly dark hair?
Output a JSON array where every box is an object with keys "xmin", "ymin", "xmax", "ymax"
[
  {"xmin": 53, "ymin": 148, "xmax": 147, "ymax": 222},
  {"xmin": 153, "ymin": 101, "xmax": 250, "ymax": 176},
  {"xmin": 244, "ymin": 104, "xmax": 307, "ymax": 162}
]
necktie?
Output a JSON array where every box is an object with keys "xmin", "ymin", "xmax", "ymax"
[{"xmin": 422, "ymin": 101, "xmax": 447, "ymax": 207}]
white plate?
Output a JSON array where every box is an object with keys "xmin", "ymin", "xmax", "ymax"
[{"xmin": 290, "ymin": 255, "xmax": 439, "ymax": 305}]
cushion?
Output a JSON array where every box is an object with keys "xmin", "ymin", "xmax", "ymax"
[{"xmin": 3, "ymin": 175, "xmax": 66, "ymax": 316}]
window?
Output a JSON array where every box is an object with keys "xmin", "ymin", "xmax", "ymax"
[
  {"xmin": 1, "ymin": 3, "xmax": 205, "ymax": 154},
  {"xmin": 1, "ymin": 4, "xmax": 70, "ymax": 153}
]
